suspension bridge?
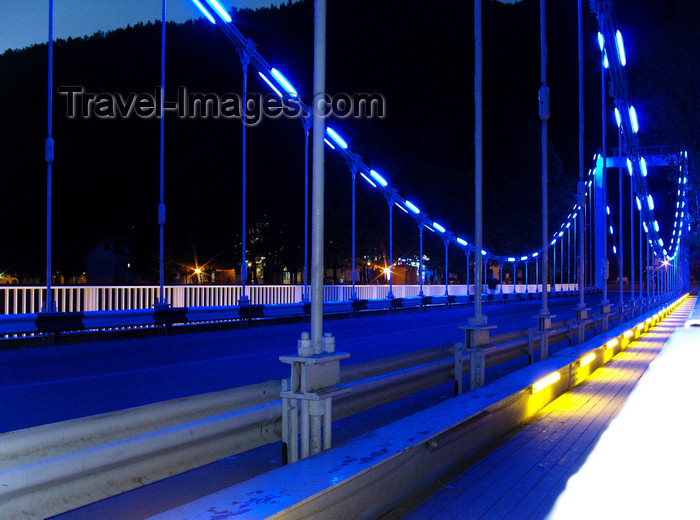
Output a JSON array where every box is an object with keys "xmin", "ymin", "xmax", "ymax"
[{"xmin": 0, "ymin": 0, "xmax": 695, "ymax": 518}]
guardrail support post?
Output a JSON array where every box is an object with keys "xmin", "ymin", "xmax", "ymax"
[
  {"xmin": 599, "ymin": 302, "xmax": 611, "ymax": 332},
  {"xmin": 280, "ymin": 332, "xmax": 349, "ymax": 463},
  {"xmin": 454, "ymin": 342, "xmax": 465, "ymax": 395},
  {"xmin": 574, "ymin": 306, "xmax": 590, "ymax": 344},
  {"xmin": 458, "ymin": 318, "xmax": 495, "ymax": 393},
  {"xmin": 534, "ymin": 313, "xmax": 555, "ymax": 360},
  {"xmin": 469, "ymin": 347, "xmax": 485, "ymax": 390}
]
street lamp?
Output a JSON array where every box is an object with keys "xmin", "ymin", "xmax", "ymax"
[
  {"xmin": 44, "ymin": 0, "xmax": 57, "ymax": 312},
  {"xmin": 237, "ymin": 45, "xmax": 251, "ymax": 305}
]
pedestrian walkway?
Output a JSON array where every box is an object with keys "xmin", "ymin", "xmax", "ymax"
[{"xmin": 393, "ymin": 296, "xmax": 696, "ymax": 519}]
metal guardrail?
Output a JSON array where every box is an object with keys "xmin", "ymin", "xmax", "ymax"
[{"xmin": 0, "ymin": 291, "xmax": 675, "ymax": 519}]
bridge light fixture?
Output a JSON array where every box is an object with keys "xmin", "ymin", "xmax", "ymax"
[
  {"xmin": 192, "ymin": 0, "xmax": 216, "ymax": 23},
  {"xmin": 326, "ymin": 127, "xmax": 348, "ymax": 149},
  {"xmin": 258, "ymin": 72, "xmax": 283, "ymax": 97},
  {"xmin": 432, "ymin": 222, "xmax": 446, "ymax": 233},
  {"xmin": 615, "ymin": 30, "xmax": 626, "ymax": 66},
  {"xmin": 404, "ymin": 200, "xmax": 420, "ymax": 214},
  {"xmin": 270, "ymin": 68, "xmax": 297, "ymax": 97},
  {"xmin": 205, "ymin": 0, "xmax": 232, "ymax": 22},
  {"xmin": 629, "ymin": 105, "xmax": 639, "ymax": 133},
  {"xmin": 369, "ymin": 169, "xmax": 388, "ymax": 187},
  {"xmin": 360, "ymin": 172, "xmax": 376, "ymax": 188}
]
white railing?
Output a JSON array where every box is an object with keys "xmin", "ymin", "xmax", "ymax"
[{"xmin": 0, "ymin": 283, "xmax": 578, "ymax": 315}]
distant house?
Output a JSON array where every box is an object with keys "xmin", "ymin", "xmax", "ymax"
[{"xmin": 86, "ymin": 237, "xmax": 134, "ymax": 285}]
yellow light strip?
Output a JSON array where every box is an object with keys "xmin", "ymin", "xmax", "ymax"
[
  {"xmin": 580, "ymin": 352, "xmax": 596, "ymax": 367},
  {"xmin": 605, "ymin": 339, "xmax": 618, "ymax": 350},
  {"xmin": 623, "ymin": 330, "xmax": 634, "ymax": 339},
  {"xmin": 532, "ymin": 371, "xmax": 561, "ymax": 393},
  {"xmin": 636, "ymin": 323, "xmax": 644, "ymax": 331}
]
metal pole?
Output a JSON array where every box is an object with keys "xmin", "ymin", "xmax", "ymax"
[
  {"xmin": 577, "ymin": 0, "xmax": 586, "ymax": 308},
  {"xmin": 525, "ymin": 260, "xmax": 529, "ymax": 293},
  {"xmin": 45, "ymin": 0, "xmax": 56, "ymax": 312},
  {"xmin": 539, "ymin": 0, "xmax": 550, "ymax": 316},
  {"xmin": 444, "ymin": 239, "xmax": 449, "ymax": 296},
  {"xmin": 560, "ymin": 237, "xmax": 563, "ymax": 291},
  {"xmin": 588, "ymin": 181, "xmax": 592, "ymax": 288},
  {"xmin": 553, "ymin": 241, "xmax": 556, "ymax": 292},
  {"xmin": 618, "ymin": 128, "xmax": 623, "ymax": 306},
  {"xmin": 567, "ymin": 226, "xmax": 571, "ymax": 291},
  {"xmin": 303, "ymin": 117, "xmax": 310, "ymax": 302},
  {"xmin": 351, "ymin": 166, "xmax": 357, "ymax": 300},
  {"xmin": 387, "ymin": 199, "xmax": 394, "ymax": 299},
  {"xmin": 474, "ymin": 0, "xmax": 485, "ymax": 324},
  {"xmin": 630, "ymin": 160, "xmax": 635, "ymax": 302},
  {"xmin": 639, "ymin": 205, "xmax": 642, "ymax": 299},
  {"xmin": 498, "ymin": 261, "xmax": 503, "ymax": 296},
  {"xmin": 156, "ymin": 0, "xmax": 168, "ymax": 307},
  {"xmin": 239, "ymin": 50, "xmax": 250, "ymax": 305},
  {"xmin": 418, "ymin": 224, "xmax": 424, "ymax": 297},
  {"xmin": 465, "ymin": 249, "xmax": 470, "ymax": 296},
  {"xmin": 646, "ymin": 236, "xmax": 649, "ymax": 298},
  {"xmin": 601, "ymin": 45, "xmax": 609, "ymax": 305},
  {"xmin": 310, "ymin": 0, "xmax": 327, "ymax": 353}
]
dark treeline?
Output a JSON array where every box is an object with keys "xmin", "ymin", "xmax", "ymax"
[{"xmin": 0, "ymin": 0, "xmax": 695, "ymax": 283}]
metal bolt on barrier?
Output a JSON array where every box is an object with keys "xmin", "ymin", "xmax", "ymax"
[{"xmin": 280, "ymin": 332, "xmax": 350, "ymax": 463}]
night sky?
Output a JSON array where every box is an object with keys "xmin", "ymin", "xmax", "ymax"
[
  {"xmin": 0, "ymin": 0, "xmax": 286, "ymax": 53},
  {"xmin": 0, "ymin": 0, "xmax": 696, "ymax": 282}
]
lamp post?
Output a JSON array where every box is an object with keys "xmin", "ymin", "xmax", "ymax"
[
  {"xmin": 237, "ymin": 46, "xmax": 250, "ymax": 305},
  {"xmin": 443, "ymin": 238, "xmax": 450, "ymax": 296},
  {"xmin": 630, "ymin": 161, "xmax": 635, "ymax": 304},
  {"xmin": 44, "ymin": 0, "xmax": 56, "ymax": 313},
  {"xmin": 524, "ymin": 258, "xmax": 529, "ymax": 294},
  {"xmin": 599, "ymin": 33, "xmax": 610, "ymax": 309},
  {"xmin": 537, "ymin": 0, "xmax": 552, "ymax": 331},
  {"xmin": 350, "ymin": 163, "xmax": 358, "ymax": 300},
  {"xmin": 303, "ymin": 115, "xmax": 311, "ymax": 302},
  {"xmin": 157, "ymin": 0, "xmax": 168, "ymax": 308},
  {"xmin": 386, "ymin": 196, "xmax": 394, "ymax": 299},
  {"xmin": 498, "ymin": 260, "xmax": 503, "ymax": 296},
  {"xmin": 473, "ymin": 0, "xmax": 486, "ymax": 326},
  {"xmin": 576, "ymin": 0, "xmax": 586, "ymax": 313},
  {"xmin": 638, "ymin": 196, "xmax": 643, "ymax": 299},
  {"xmin": 309, "ymin": 0, "xmax": 327, "ymax": 353},
  {"xmin": 465, "ymin": 249, "xmax": 471, "ymax": 296},
  {"xmin": 617, "ymin": 112, "xmax": 623, "ymax": 308},
  {"xmin": 418, "ymin": 223, "xmax": 425, "ymax": 297},
  {"xmin": 562, "ymin": 226, "xmax": 571, "ymax": 293}
]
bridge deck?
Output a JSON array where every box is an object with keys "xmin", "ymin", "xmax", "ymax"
[{"xmin": 393, "ymin": 296, "xmax": 695, "ymax": 520}]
